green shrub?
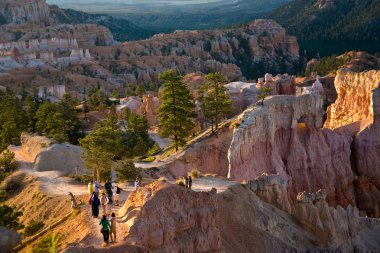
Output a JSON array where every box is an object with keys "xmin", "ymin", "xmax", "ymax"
[
  {"xmin": 24, "ymin": 219, "xmax": 44, "ymax": 237},
  {"xmin": 141, "ymin": 156, "xmax": 156, "ymax": 163},
  {"xmin": 68, "ymin": 174, "xmax": 92, "ymax": 184},
  {"xmin": 175, "ymin": 179, "xmax": 185, "ymax": 187},
  {"xmin": 0, "ymin": 205, "xmax": 24, "ymax": 230},
  {"xmin": 189, "ymin": 169, "xmax": 200, "ymax": 179},
  {"xmin": 0, "ymin": 150, "xmax": 18, "ymax": 173},
  {"xmin": 31, "ymin": 233, "xmax": 61, "ymax": 253}
]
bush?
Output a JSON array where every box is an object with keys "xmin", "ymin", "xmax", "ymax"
[
  {"xmin": 0, "ymin": 205, "xmax": 24, "ymax": 230},
  {"xmin": 0, "ymin": 150, "xmax": 18, "ymax": 173},
  {"xmin": 175, "ymin": 179, "xmax": 185, "ymax": 187},
  {"xmin": 0, "ymin": 174, "xmax": 22, "ymax": 199},
  {"xmin": 141, "ymin": 156, "xmax": 156, "ymax": 163},
  {"xmin": 115, "ymin": 160, "xmax": 141, "ymax": 181},
  {"xmin": 31, "ymin": 233, "xmax": 61, "ymax": 253},
  {"xmin": 24, "ymin": 220, "xmax": 44, "ymax": 237},
  {"xmin": 68, "ymin": 174, "xmax": 92, "ymax": 184},
  {"xmin": 189, "ymin": 169, "xmax": 200, "ymax": 179}
]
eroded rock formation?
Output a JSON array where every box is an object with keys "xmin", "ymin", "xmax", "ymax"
[
  {"xmin": 228, "ymin": 94, "xmax": 355, "ymax": 207},
  {"xmin": 0, "ymin": 226, "xmax": 21, "ymax": 253},
  {"xmin": 118, "ymin": 182, "xmax": 221, "ymax": 253},
  {"xmin": 324, "ymin": 69, "xmax": 380, "ymax": 129}
]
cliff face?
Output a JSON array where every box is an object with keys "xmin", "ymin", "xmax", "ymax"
[
  {"xmin": 227, "ymin": 94, "xmax": 355, "ymax": 207},
  {"xmin": 118, "ymin": 182, "xmax": 221, "ymax": 253},
  {"xmin": 0, "ymin": 0, "xmax": 50, "ymax": 24},
  {"xmin": 324, "ymin": 69, "xmax": 380, "ymax": 130}
]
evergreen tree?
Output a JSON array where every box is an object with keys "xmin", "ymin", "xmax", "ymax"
[
  {"xmin": 80, "ymin": 121, "xmax": 128, "ymax": 181},
  {"xmin": 0, "ymin": 90, "xmax": 28, "ymax": 151},
  {"xmin": 35, "ymin": 94, "xmax": 81, "ymax": 144},
  {"xmin": 157, "ymin": 70, "xmax": 195, "ymax": 151},
  {"xmin": 199, "ymin": 73, "xmax": 233, "ymax": 135}
]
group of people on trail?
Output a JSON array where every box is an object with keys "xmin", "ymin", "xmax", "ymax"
[
  {"xmin": 184, "ymin": 176, "xmax": 193, "ymax": 189},
  {"xmin": 88, "ymin": 180, "xmax": 122, "ymax": 246}
]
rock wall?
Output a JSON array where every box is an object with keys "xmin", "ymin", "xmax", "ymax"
[
  {"xmin": 140, "ymin": 93, "xmax": 160, "ymax": 128},
  {"xmin": 225, "ymin": 82, "xmax": 259, "ymax": 113},
  {"xmin": 324, "ymin": 69, "xmax": 380, "ymax": 129},
  {"xmin": 228, "ymin": 95, "xmax": 355, "ymax": 207},
  {"xmin": 118, "ymin": 182, "xmax": 221, "ymax": 253},
  {"xmin": 0, "ymin": 0, "xmax": 50, "ymax": 24}
]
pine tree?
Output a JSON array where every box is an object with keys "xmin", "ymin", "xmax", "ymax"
[
  {"xmin": 199, "ymin": 73, "xmax": 233, "ymax": 135},
  {"xmin": 158, "ymin": 70, "xmax": 195, "ymax": 151}
]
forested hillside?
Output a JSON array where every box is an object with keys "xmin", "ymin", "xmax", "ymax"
[{"xmin": 267, "ymin": 0, "xmax": 380, "ymax": 57}]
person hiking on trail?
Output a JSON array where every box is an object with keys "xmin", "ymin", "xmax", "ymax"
[
  {"xmin": 105, "ymin": 179, "xmax": 113, "ymax": 205},
  {"xmin": 89, "ymin": 192, "xmax": 100, "ymax": 218},
  {"xmin": 188, "ymin": 176, "xmax": 192, "ymax": 189},
  {"xmin": 100, "ymin": 192, "xmax": 109, "ymax": 215},
  {"xmin": 109, "ymin": 212, "xmax": 117, "ymax": 243},
  {"xmin": 99, "ymin": 215, "xmax": 111, "ymax": 246},
  {"xmin": 184, "ymin": 176, "xmax": 189, "ymax": 189},
  {"xmin": 134, "ymin": 178, "xmax": 140, "ymax": 190},
  {"xmin": 94, "ymin": 180, "xmax": 100, "ymax": 194},
  {"xmin": 115, "ymin": 184, "xmax": 121, "ymax": 206},
  {"xmin": 88, "ymin": 180, "xmax": 94, "ymax": 196}
]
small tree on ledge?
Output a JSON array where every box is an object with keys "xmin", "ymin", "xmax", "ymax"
[{"xmin": 257, "ymin": 87, "xmax": 272, "ymax": 104}]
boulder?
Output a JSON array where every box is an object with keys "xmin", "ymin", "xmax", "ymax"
[
  {"xmin": 20, "ymin": 133, "xmax": 86, "ymax": 175},
  {"xmin": 0, "ymin": 226, "xmax": 21, "ymax": 253}
]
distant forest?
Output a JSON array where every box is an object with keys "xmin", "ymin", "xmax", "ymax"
[{"xmin": 266, "ymin": 0, "xmax": 380, "ymax": 57}]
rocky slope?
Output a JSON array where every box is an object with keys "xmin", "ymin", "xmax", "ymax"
[
  {"xmin": 0, "ymin": 0, "xmax": 50, "ymax": 25},
  {"xmin": 118, "ymin": 182, "xmax": 221, "ymax": 252}
]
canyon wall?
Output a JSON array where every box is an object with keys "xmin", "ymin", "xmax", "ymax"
[
  {"xmin": 324, "ymin": 69, "xmax": 380, "ymax": 129},
  {"xmin": 118, "ymin": 182, "xmax": 221, "ymax": 253},
  {"xmin": 0, "ymin": 0, "xmax": 50, "ymax": 24},
  {"xmin": 227, "ymin": 94, "xmax": 355, "ymax": 207}
]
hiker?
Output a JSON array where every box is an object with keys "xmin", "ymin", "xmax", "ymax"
[
  {"xmin": 109, "ymin": 212, "xmax": 117, "ymax": 243},
  {"xmin": 184, "ymin": 176, "xmax": 189, "ymax": 189},
  {"xmin": 90, "ymin": 192, "xmax": 101, "ymax": 218},
  {"xmin": 99, "ymin": 215, "xmax": 111, "ymax": 245},
  {"xmin": 115, "ymin": 184, "xmax": 121, "ymax": 206},
  {"xmin": 134, "ymin": 178, "xmax": 140, "ymax": 190},
  {"xmin": 100, "ymin": 192, "xmax": 109, "ymax": 215},
  {"xmin": 94, "ymin": 180, "xmax": 100, "ymax": 194},
  {"xmin": 88, "ymin": 180, "xmax": 94, "ymax": 196},
  {"xmin": 104, "ymin": 179, "xmax": 113, "ymax": 205},
  {"xmin": 188, "ymin": 176, "xmax": 192, "ymax": 189}
]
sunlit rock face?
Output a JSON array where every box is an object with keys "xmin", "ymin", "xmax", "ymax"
[{"xmin": 324, "ymin": 69, "xmax": 380, "ymax": 130}]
